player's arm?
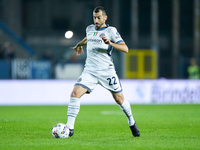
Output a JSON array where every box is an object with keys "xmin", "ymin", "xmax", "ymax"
[
  {"xmin": 70, "ymin": 37, "xmax": 87, "ymax": 56},
  {"xmin": 101, "ymin": 36, "xmax": 128, "ymax": 53},
  {"xmin": 77, "ymin": 37, "xmax": 87, "ymax": 46}
]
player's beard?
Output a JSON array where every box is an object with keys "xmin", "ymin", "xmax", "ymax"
[{"xmin": 95, "ymin": 22, "xmax": 103, "ymax": 30}]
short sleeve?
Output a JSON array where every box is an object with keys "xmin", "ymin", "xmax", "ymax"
[{"xmin": 110, "ymin": 27, "xmax": 124, "ymax": 44}]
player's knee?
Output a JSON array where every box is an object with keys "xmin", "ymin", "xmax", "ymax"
[
  {"xmin": 70, "ymin": 85, "xmax": 87, "ymax": 98},
  {"xmin": 70, "ymin": 91, "xmax": 78, "ymax": 98}
]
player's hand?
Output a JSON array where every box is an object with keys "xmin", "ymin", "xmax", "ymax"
[
  {"xmin": 70, "ymin": 45, "xmax": 84, "ymax": 56},
  {"xmin": 101, "ymin": 36, "xmax": 111, "ymax": 45}
]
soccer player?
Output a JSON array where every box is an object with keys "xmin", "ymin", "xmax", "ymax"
[
  {"xmin": 188, "ymin": 58, "xmax": 200, "ymax": 79},
  {"xmin": 64, "ymin": 6, "xmax": 140, "ymax": 137}
]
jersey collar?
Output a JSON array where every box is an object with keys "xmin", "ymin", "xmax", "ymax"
[{"xmin": 95, "ymin": 24, "xmax": 109, "ymax": 31}]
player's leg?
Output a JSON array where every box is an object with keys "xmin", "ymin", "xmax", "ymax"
[
  {"xmin": 111, "ymin": 92, "xmax": 135, "ymax": 125},
  {"xmin": 111, "ymin": 92, "xmax": 140, "ymax": 137},
  {"xmin": 65, "ymin": 71, "xmax": 97, "ymax": 137},
  {"xmin": 66, "ymin": 85, "xmax": 87, "ymax": 129},
  {"xmin": 64, "ymin": 85, "xmax": 87, "ymax": 137},
  {"xmin": 97, "ymin": 69, "xmax": 140, "ymax": 136}
]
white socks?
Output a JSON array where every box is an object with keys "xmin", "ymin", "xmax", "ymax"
[
  {"xmin": 66, "ymin": 97, "xmax": 135, "ymax": 128},
  {"xmin": 119, "ymin": 99, "xmax": 135, "ymax": 126},
  {"xmin": 66, "ymin": 97, "xmax": 80, "ymax": 129}
]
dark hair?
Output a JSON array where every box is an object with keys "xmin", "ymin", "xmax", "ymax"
[{"xmin": 93, "ymin": 6, "xmax": 106, "ymax": 16}]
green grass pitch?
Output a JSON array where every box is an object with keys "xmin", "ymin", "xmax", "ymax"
[{"xmin": 0, "ymin": 104, "xmax": 200, "ymax": 150}]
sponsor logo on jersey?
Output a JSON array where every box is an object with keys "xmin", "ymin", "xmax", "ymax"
[
  {"xmin": 93, "ymin": 32, "xmax": 98, "ymax": 36},
  {"xmin": 87, "ymin": 39, "xmax": 102, "ymax": 44}
]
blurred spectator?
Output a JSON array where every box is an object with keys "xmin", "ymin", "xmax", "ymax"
[
  {"xmin": 187, "ymin": 58, "xmax": 199, "ymax": 79},
  {"xmin": 3, "ymin": 42, "xmax": 15, "ymax": 61}
]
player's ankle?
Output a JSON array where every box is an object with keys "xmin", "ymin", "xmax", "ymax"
[{"xmin": 66, "ymin": 124, "xmax": 74, "ymax": 129}]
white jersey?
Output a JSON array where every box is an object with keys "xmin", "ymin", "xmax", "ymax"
[{"xmin": 84, "ymin": 24, "xmax": 124, "ymax": 71}]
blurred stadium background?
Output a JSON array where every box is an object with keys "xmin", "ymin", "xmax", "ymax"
[
  {"xmin": 0, "ymin": 0, "xmax": 199, "ymax": 79},
  {"xmin": 0, "ymin": 0, "xmax": 199, "ymax": 105}
]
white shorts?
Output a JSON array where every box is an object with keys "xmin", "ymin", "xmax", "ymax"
[{"xmin": 75, "ymin": 69, "xmax": 122, "ymax": 94}]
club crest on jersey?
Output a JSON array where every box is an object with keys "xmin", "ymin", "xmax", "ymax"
[
  {"xmin": 99, "ymin": 33, "xmax": 105, "ymax": 38},
  {"xmin": 93, "ymin": 32, "xmax": 98, "ymax": 36}
]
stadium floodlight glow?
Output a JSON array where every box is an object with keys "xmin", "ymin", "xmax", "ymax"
[{"xmin": 65, "ymin": 30, "xmax": 73, "ymax": 39}]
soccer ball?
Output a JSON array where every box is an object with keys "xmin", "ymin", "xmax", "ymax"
[{"xmin": 52, "ymin": 123, "xmax": 70, "ymax": 138}]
